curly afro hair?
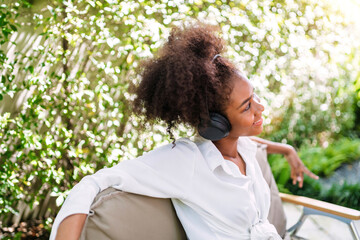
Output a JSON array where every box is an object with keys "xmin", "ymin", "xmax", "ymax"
[{"xmin": 133, "ymin": 23, "xmax": 237, "ymax": 139}]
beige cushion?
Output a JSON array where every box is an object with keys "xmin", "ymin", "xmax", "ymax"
[
  {"xmin": 255, "ymin": 144, "xmax": 287, "ymax": 237},
  {"xmin": 79, "ymin": 188, "xmax": 187, "ymax": 240},
  {"xmin": 80, "ymin": 144, "xmax": 286, "ymax": 239}
]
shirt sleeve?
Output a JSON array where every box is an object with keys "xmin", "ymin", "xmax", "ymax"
[{"xmin": 50, "ymin": 139, "xmax": 197, "ymax": 240}]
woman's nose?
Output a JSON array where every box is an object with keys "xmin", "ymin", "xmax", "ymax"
[
  {"xmin": 253, "ymin": 93, "xmax": 264, "ymax": 112},
  {"xmin": 258, "ymin": 102, "xmax": 265, "ymax": 112},
  {"xmin": 253, "ymin": 93, "xmax": 261, "ymax": 103}
]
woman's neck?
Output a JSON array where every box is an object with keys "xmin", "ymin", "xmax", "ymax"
[{"xmin": 212, "ymin": 137, "xmax": 239, "ymax": 158}]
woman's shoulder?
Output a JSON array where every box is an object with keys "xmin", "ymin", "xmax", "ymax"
[
  {"xmin": 237, "ymin": 136, "xmax": 258, "ymax": 156},
  {"xmin": 154, "ymin": 138, "xmax": 199, "ymax": 153},
  {"xmin": 238, "ymin": 136, "xmax": 257, "ymax": 148},
  {"xmin": 135, "ymin": 138, "xmax": 200, "ymax": 165},
  {"xmin": 176, "ymin": 137, "xmax": 199, "ymax": 148}
]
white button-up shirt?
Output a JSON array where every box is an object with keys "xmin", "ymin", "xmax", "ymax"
[{"xmin": 50, "ymin": 137, "xmax": 281, "ymax": 240}]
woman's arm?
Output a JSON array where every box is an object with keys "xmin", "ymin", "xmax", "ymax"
[
  {"xmin": 50, "ymin": 139, "xmax": 196, "ymax": 240},
  {"xmin": 250, "ymin": 136, "xmax": 319, "ymax": 188},
  {"xmin": 55, "ymin": 214, "xmax": 87, "ymax": 240}
]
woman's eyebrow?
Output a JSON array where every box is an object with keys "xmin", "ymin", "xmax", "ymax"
[{"xmin": 236, "ymin": 87, "xmax": 255, "ymax": 109}]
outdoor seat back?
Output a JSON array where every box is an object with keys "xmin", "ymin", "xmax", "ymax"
[{"xmin": 79, "ymin": 187, "xmax": 186, "ymax": 240}]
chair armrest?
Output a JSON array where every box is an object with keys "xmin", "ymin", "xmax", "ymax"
[{"xmin": 279, "ymin": 192, "xmax": 360, "ymax": 220}]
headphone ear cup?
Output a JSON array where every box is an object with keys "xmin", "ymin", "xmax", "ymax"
[{"xmin": 198, "ymin": 113, "xmax": 231, "ymax": 141}]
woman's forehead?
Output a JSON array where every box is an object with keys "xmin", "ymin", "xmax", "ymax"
[
  {"xmin": 235, "ymin": 70, "xmax": 247, "ymax": 80},
  {"xmin": 229, "ymin": 75, "xmax": 253, "ymax": 105},
  {"xmin": 233, "ymin": 72, "xmax": 252, "ymax": 90}
]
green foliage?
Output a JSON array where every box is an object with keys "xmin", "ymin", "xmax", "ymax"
[
  {"xmin": 269, "ymin": 138, "xmax": 360, "ymax": 209},
  {"xmin": 302, "ymin": 138, "xmax": 360, "ymax": 176},
  {"xmin": 0, "ymin": 0, "xmax": 30, "ymax": 101},
  {"xmin": 270, "ymin": 138, "xmax": 360, "ymax": 178},
  {"xmin": 253, "ymin": 1, "xmax": 358, "ymax": 147},
  {"xmin": 0, "ymin": 0, "xmax": 359, "ymax": 218},
  {"xmin": 286, "ymin": 178, "xmax": 360, "ymax": 211},
  {"xmin": 353, "ymin": 55, "xmax": 360, "ymax": 135},
  {"xmin": 323, "ymin": 182, "xmax": 360, "ymax": 210}
]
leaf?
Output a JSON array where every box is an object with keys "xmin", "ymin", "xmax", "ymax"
[
  {"xmin": 0, "ymin": 94, "xmax": 3, "ymax": 101},
  {"xmin": 2, "ymin": 28, "xmax": 10, "ymax": 39},
  {"xmin": 10, "ymin": 24, "xmax": 17, "ymax": 32},
  {"xmin": 28, "ymin": 65, "xmax": 34, "ymax": 73}
]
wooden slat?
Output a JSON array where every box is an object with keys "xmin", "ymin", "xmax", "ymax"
[{"xmin": 279, "ymin": 193, "xmax": 360, "ymax": 220}]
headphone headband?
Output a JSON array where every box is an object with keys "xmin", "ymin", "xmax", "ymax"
[{"xmin": 212, "ymin": 54, "xmax": 221, "ymax": 62}]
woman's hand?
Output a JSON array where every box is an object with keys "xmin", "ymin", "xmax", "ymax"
[
  {"xmin": 284, "ymin": 146, "xmax": 319, "ymax": 188},
  {"xmin": 250, "ymin": 136, "xmax": 319, "ymax": 188}
]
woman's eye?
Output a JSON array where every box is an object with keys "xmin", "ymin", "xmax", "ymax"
[{"xmin": 244, "ymin": 102, "xmax": 251, "ymax": 111}]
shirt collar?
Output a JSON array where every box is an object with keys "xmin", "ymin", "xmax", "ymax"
[
  {"xmin": 195, "ymin": 135, "xmax": 258, "ymax": 172},
  {"xmin": 237, "ymin": 137, "xmax": 258, "ymax": 161},
  {"xmin": 194, "ymin": 135, "xmax": 224, "ymax": 171}
]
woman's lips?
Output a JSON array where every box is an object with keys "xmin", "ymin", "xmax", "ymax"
[{"xmin": 253, "ymin": 118, "xmax": 263, "ymax": 126}]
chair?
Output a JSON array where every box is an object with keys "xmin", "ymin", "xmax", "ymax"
[{"xmin": 79, "ymin": 144, "xmax": 360, "ymax": 239}]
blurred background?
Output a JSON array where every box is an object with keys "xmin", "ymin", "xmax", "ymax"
[{"xmin": 0, "ymin": 0, "xmax": 359, "ymax": 238}]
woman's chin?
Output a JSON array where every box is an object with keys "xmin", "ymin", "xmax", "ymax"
[{"xmin": 253, "ymin": 126, "xmax": 263, "ymax": 135}]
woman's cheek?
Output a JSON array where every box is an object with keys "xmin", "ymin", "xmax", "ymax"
[{"xmin": 244, "ymin": 115, "xmax": 254, "ymax": 127}]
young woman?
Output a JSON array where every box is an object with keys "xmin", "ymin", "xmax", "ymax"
[{"xmin": 51, "ymin": 23, "xmax": 317, "ymax": 240}]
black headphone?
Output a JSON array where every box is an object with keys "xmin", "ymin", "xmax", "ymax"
[{"xmin": 198, "ymin": 112, "xmax": 231, "ymax": 141}]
